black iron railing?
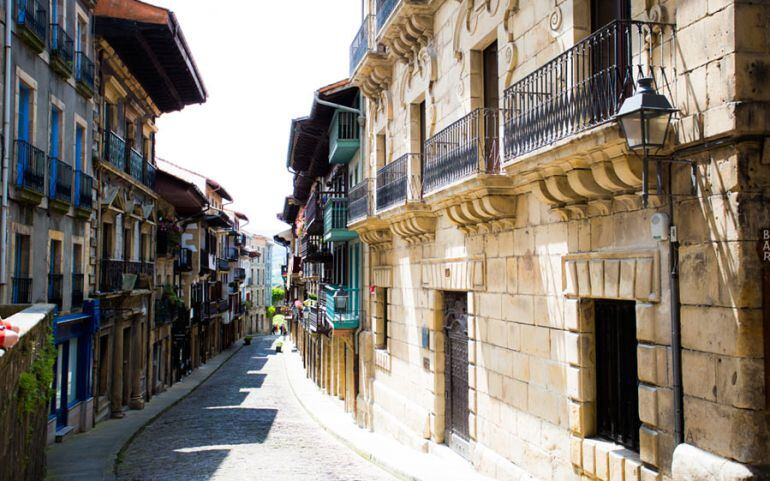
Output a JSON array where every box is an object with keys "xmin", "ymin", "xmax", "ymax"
[
  {"xmin": 14, "ymin": 140, "xmax": 45, "ymax": 194},
  {"xmin": 71, "ymin": 273, "xmax": 84, "ymax": 308},
  {"xmin": 423, "ymin": 108, "xmax": 502, "ymax": 195},
  {"xmin": 50, "ymin": 24, "xmax": 74, "ymax": 67},
  {"xmin": 216, "ymin": 258, "xmax": 229, "ymax": 271},
  {"xmin": 15, "ymin": 0, "xmax": 47, "ymax": 42},
  {"xmin": 226, "ymin": 246, "xmax": 239, "ymax": 261},
  {"xmin": 100, "ymin": 259, "xmax": 152, "ymax": 292},
  {"xmin": 105, "ymin": 131, "xmax": 126, "ymax": 170},
  {"xmin": 350, "ymin": 15, "xmax": 374, "ymax": 74},
  {"xmin": 12, "ymin": 277, "xmax": 32, "ymax": 304},
  {"xmin": 75, "ymin": 172, "xmax": 93, "ymax": 210},
  {"xmin": 348, "ymin": 180, "xmax": 370, "ymax": 222},
  {"xmin": 234, "ymin": 268, "xmax": 246, "ymax": 281},
  {"xmin": 175, "ymin": 248, "xmax": 193, "ymax": 272},
  {"xmin": 128, "ymin": 148, "xmax": 143, "ymax": 182},
  {"xmin": 75, "ymin": 51, "xmax": 94, "ymax": 90},
  {"xmin": 305, "ymin": 191, "xmax": 322, "ymax": 234},
  {"xmin": 48, "ymin": 273, "xmax": 63, "ymax": 308},
  {"xmin": 48, "ymin": 157, "xmax": 72, "ymax": 203},
  {"xmin": 300, "ymin": 234, "xmax": 323, "ymax": 258},
  {"xmin": 503, "ymin": 20, "xmax": 676, "ymax": 160},
  {"xmin": 376, "ymin": 0, "xmax": 399, "ymax": 32},
  {"xmin": 376, "ymin": 154, "xmax": 419, "ymax": 211}
]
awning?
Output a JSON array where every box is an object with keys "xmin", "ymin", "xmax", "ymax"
[{"xmin": 155, "ymin": 169, "xmax": 207, "ymax": 216}]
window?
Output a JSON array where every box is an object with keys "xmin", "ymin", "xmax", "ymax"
[
  {"xmin": 50, "ymin": 105, "xmax": 63, "ymax": 160},
  {"xmin": 17, "ymin": 81, "xmax": 34, "ymax": 142},
  {"xmin": 12, "ymin": 233, "xmax": 31, "ymax": 303},
  {"xmin": 75, "ymin": 13, "xmax": 87, "ymax": 53},
  {"xmin": 595, "ymin": 299, "xmax": 640, "ymax": 451},
  {"xmin": 102, "ymin": 222, "xmax": 114, "ymax": 260},
  {"xmin": 67, "ymin": 338, "xmax": 78, "ymax": 405},
  {"xmin": 375, "ymin": 288, "xmax": 389, "ymax": 349}
]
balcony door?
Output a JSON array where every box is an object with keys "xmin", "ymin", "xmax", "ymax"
[
  {"xmin": 482, "ymin": 41, "xmax": 499, "ymax": 173},
  {"xmin": 591, "ymin": 0, "xmax": 630, "ymax": 31}
]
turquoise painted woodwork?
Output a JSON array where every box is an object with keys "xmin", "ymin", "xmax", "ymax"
[{"xmin": 328, "ymin": 110, "xmax": 360, "ymax": 164}]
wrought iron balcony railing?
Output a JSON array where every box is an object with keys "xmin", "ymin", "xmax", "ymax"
[
  {"xmin": 104, "ymin": 131, "xmax": 126, "ymax": 171},
  {"xmin": 15, "ymin": 140, "xmax": 45, "ymax": 194},
  {"xmin": 376, "ymin": 154, "xmax": 422, "ymax": 212},
  {"xmin": 12, "ymin": 277, "xmax": 32, "ymax": 304},
  {"xmin": 99, "ymin": 259, "xmax": 153, "ymax": 292},
  {"xmin": 128, "ymin": 148, "xmax": 143, "ymax": 182},
  {"xmin": 376, "ymin": 0, "xmax": 399, "ymax": 32},
  {"xmin": 50, "ymin": 24, "xmax": 74, "ymax": 70},
  {"xmin": 48, "ymin": 157, "xmax": 73, "ymax": 203},
  {"xmin": 71, "ymin": 273, "xmax": 84, "ymax": 308},
  {"xmin": 75, "ymin": 172, "xmax": 93, "ymax": 210},
  {"xmin": 15, "ymin": 0, "xmax": 47, "ymax": 45},
  {"xmin": 216, "ymin": 257, "xmax": 230, "ymax": 271},
  {"xmin": 304, "ymin": 190, "xmax": 323, "ymax": 234},
  {"xmin": 348, "ymin": 179, "xmax": 370, "ymax": 222},
  {"xmin": 48, "ymin": 273, "xmax": 63, "ymax": 308},
  {"xmin": 350, "ymin": 14, "xmax": 374, "ymax": 75},
  {"xmin": 234, "ymin": 268, "xmax": 246, "ymax": 281},
  {"xmin": 503, "ymin": 20, "xmax": 676, "ymax": 160},
  {"xmin": 143, "ymin": 160, "xmax": 156, "ymax": 190},
  {"xmin": 423, "ymin": 108, "xmax": 502, "ymax": 195},
  {"xmin": 75, "ymin": 51, "xmax": 95, "ymax": 92}
]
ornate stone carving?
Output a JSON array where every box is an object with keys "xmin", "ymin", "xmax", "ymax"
[
  {"xmin": 422, "ymin": 256, "xmax": 486, "ymax": 291},
  {"xmin": 562, "ymin": 250, "xmax": 661, "ymax": 303},
  {"xmin": 389, "ymin": 206, "xmax": 437, "ymax": 245}
]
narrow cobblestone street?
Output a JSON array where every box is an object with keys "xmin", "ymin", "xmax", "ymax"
[{"xmin": 116, "ymin": 336, "xmax": 395, "ymax": 481}]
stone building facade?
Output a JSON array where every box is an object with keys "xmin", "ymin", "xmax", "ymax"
[{"xmin": 335, "ymin": 0, "xmax": 770, "ymax": 480}]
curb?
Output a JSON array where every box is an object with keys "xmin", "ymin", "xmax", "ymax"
[
  {"xmin": 281, "ymin": 341, "xmax": 422, "ymax": 481},
  {"xmin": 110, "ymin": 340, "xmax": 248, "ymax": 479}
]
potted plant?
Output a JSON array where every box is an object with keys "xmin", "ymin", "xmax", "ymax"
[{"xmin": 244, "ymin": 335, "xmax": 252, "ymax": 346}]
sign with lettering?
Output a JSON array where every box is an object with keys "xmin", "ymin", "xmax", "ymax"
[{"xmin": 758, "ymin": 229, "xmax": 770, "ymax": 263}]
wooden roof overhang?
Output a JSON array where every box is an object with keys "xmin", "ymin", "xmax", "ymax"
[
  {"xmin": 95, "ymin": 0, "xmax": 207, "ymax": 113},
  {"xmin": 156, "ymin": 169, "xmax": 207, "ymax": 217},
  {"xmin": 204, "ymin": 212, "xmax": 232, "ymax": 229},
  {"xmin": 286, "ymin": 80, "xmax": 359, "ymax": 203},
  {"xmin": 206, "ymin": 179, "xmax": 233, "ymax": 202},
  {"xmin": 279, "ymin": 196, "xmax": 300, "ymax": 225}
]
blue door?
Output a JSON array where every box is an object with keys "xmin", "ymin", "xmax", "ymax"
[
  {"xmin": 16, "ymin": 84, "xmax": 30, "ymax": 185},
  {"xmin": 49, "ymin": 107, "xmax": 60, "ymax": 197}
]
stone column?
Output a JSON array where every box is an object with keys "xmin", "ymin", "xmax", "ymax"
[
  {"xmin": 110, "ymin": 319, "xmax": 124, "ymax": 418},
  {"xmin": 129, "ymin": 317, "xmax": 145, "ymax": 409},
  {"xmin": 337, "ymin": 337, "xmax": 346, "ymax": 400}
]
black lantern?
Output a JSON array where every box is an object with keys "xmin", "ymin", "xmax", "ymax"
[
  {"xmin": 333, "ymin": 288, "xmax": 348, "ymax": 312},
  {"xmin": 617, "ymin": 78, "xmax": 676, "ymax": 152}
]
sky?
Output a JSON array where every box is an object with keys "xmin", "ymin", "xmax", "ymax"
[{"xmin": 150, "ymin": 0, "xmax": 362, "ymax": 239}]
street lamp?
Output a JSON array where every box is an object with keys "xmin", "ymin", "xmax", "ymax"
[{"xmin": 616, "ymin": 77, "xmax": 677, "ymax": 207}]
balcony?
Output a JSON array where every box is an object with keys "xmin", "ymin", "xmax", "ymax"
[
  {"xmin": 200, "ymin": 249, "xmax": 215, "ymax": 274},
  {"xmin": 155, "ymin": 297, "xmax": 184, "ymax": 326},
  {"xmin": 104, "ymin": 131, "xmax": 126, "ymax": 171},
  {"xmin": 210, "ymin": 281, "xmax": 224, "ymax": 301},
  {"xmin": 175, "ymin": 248, "xmax": 193, "ymax": 272},
  {"xmin": 375, "ymin": 0, "xmax": 399, "ymax": 33},
  {"xmin": 216, "ymin": 258, "xmax": 230, "ymax": 272},
  {"xmin": 376, "ymin": 153, "xmax": 425, "ymax": 213},
  {"xmin": 304, "ymin": 191, "xmax": 323, "ymax": 235},
  {"xmin": 423, "ymin": 108, "xmax": 502, "ymax": 196},
  {"xmin": 74, "ymin": 172, "xmax": 93, "ymax": 218},
  {"xmin": 71, "ymin": 273, "xmax": 84, "ymax": 309},
  {"xmin": 14, "ymin": 140, "xmax": 46, "ymax": 204},
  {"xmin": 503, "ymin": 20, "xmax": 675, "ymax": 161},
  {"xmin": 322, "ymin": 284, "xmax": 360, "ymax": 330},
  {"xmin": 348, "ymin": 179, "xmax": 370, "ymax": 223},
  {"xmin": 12, "ymin": 277, "xmax": 32, "ymax": 304},
  {"xmin": 234, "ymin": 268, "xmax": 246, "ymax": 282},
  {"xmin": 75, "ymin": 51, "xmax": 95, "ymax": 98},
  {"xmin": 226, "ymin": 246, "xmax": 239, "ymax": 262},
  {"xmin": 329, "ymin": 110, "xmax": 360, "ymax": 164},
  {"xmin": 350, "ymin": 15, "xmax": 376, "ymax": 75},
  {"xmin": 47, "ymin": 157, "xmax": 73, "ymax": 213},
  {"xmin": 323, "ymin": 196, "xmax": 357, "ymax": 243},
  {"xmin": 157, "ymin": 229, "xmax": 181, "ymax": 257},
  {"xmin": 49, "ymin": 24, "xmax": 74, "ymax": 77},
  {"xmin": 143, "ymin": 160, "xmax": 156, "ymax": 190},
  {"xmin": 47, "ymin": 273, "xmax": 63, "ymax": 309},
  {"xmin": 99, "ymin": 259, "xmax": 152, "ymax": 293},
  {"xmin": 15, "ymin": 0, "xmax": 46, "ymax": 53},
  {"xmin": 127, "ymin": 148, "xmax": 143, "ymax": 182}
]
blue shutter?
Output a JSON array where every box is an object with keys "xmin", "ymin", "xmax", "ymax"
[{"xmin": 74, "ymin": 127, "xmax": 83, "ymax": 207}]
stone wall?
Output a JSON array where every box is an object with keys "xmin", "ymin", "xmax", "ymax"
[
  {"xmin": 0, "ymin": 305, "xmax": 56, "ymax": 481},
  {"xmin": 355, "ymin": 0, "xmax": 770, "ymax": 480}
]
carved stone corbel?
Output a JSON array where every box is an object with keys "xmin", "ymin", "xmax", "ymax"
[{"xmin": 389, "ymin": 207, "xmax": 437, "ymax": 245}]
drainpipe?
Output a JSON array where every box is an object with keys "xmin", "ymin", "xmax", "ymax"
[
  {"xmin": 1, "ymin": 0, "xmax": 13, "ymax": 290},
  {"xmin": 668, "ymin": 162, "xmax": 684, "ymax": 445},
  {"xmin": 314, "ymin": 92, "xmax": 362, "ymax": 117}
]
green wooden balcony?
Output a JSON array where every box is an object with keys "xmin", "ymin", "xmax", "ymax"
[
  {"xmin": 329, "ymin": 110, "xmax": 360, "ymax": 164},
  {"xmin": 323, "ymin": 284, "xmax": 360, "ymax": 330},
  {"xmin": 323, "ymin": 196, "xmax": 358, "ymax": 242}
]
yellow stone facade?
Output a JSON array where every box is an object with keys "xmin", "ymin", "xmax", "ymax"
[{"xmin": 348, "ymin": 1, "xmax": 770, "ymax": 480}]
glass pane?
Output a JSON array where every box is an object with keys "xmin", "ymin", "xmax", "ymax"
[
  {"xmin": 67, "ymin": 338, "xmax": 78, "ymax": 405},
  {"xmin": 55, "ymin": 345, "xmax": 64, "ymax": 409}
]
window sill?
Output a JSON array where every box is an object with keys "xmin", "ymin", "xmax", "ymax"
[{"xmin": 572, "ymin": 436, "xmax": 655, "ymax": 481}]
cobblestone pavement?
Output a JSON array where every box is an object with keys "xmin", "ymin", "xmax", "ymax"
[{"xmin": 117, "ymin": 336, "xmax": 395, "ymax": 481}]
